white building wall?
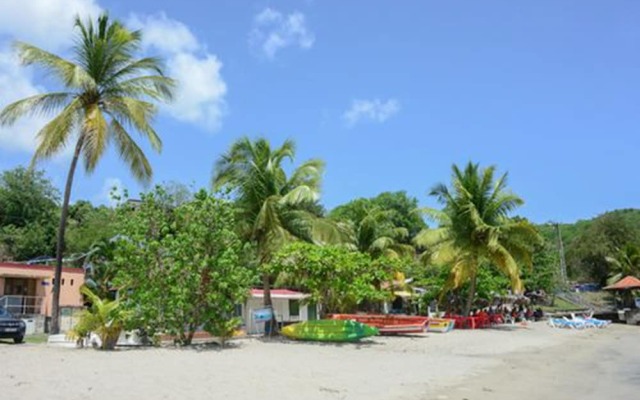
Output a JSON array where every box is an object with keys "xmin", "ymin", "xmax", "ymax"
[{"xmin": 242, "ymin": 297, "xmax": 318, "ymax": 334}]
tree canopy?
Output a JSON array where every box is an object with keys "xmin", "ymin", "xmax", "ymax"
[{"xmin": 0, "ymin": 167, "xmax": 59, "ymax": 261}]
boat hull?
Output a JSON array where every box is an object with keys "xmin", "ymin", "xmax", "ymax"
[
  {"xmin": 281, "ymin": 320, "xmax": 379, "ymax": 342},
  {"xmin": 426, "ymin": 318, "xmax": 455, "ymax": 333},
  {"xmin": 330, "ymin": 314, "xmax": 429, "ymax": 335}
]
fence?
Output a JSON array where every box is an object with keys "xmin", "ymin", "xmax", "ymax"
[{"xmin": 0, "ymin": 295, "xmax": 44, "ymax": 316}]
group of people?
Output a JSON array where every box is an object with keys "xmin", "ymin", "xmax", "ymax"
[{"xmin": 470, "ymin": 304, "xmax": 544, "ymax": 323}]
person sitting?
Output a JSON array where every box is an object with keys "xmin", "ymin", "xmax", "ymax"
[{"xmin": 533, "ymin": 308, "xmax": 544, "ymax": 321}]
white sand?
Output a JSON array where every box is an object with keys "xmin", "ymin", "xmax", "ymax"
[{"xmin": 1, "ymin": 322, "xmax": 638, "ymax": 400}]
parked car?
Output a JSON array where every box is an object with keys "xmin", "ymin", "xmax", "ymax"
[
  {"xmin": 0, "ymin": 306, "xmax": 26, "ymax": 343},
  {"xmin": 573, "ymin": 283, "xmax": 600, "ymax": 293}
]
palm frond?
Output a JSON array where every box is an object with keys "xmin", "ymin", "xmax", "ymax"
[
  {"xmin": 109, "ymin": 118, "xmax": 152, "ymax": 183},
  {"xmin": 82, "ymin": 104, "xmax": 109, "ymax": 173},
  {"xmin": 104, "ymin": 97, "xmax": 161, "ymax": 152},
  {"xmin": 32, "ymin": 98, "xmax": 82, "ymax": 162},
  {"xmin": 15, "ymin": 42, "xmax": 95, "ymax": 89},
  {"xmin": 0, "ymin": 93, "xmax": 74, "ymax": 126}
]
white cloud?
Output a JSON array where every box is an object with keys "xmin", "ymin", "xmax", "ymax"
[
  {"xmin": 343, "ymin": 98, "xmax": 401, "ymax": 127},
  {"xmin": 0, "ymin": 50, "xmax": 47, "ymax": 153},
  {"xmin": 128, "ymin": 13, "xmax": 199, "ymax": 54},
  {"xmin": 98, "ymin": 177, "xmax": 125, "ymax": 207},
  {"xmin": 250, "ymin": 8, "xmax": 314, "ymax": 59},
  {"xmin": 129, "ymin": 13, "xmax": 228, "ymax": 131},
  {"xmin": 0, "ymin": 0, "xmax": 102, "ymax": 50}
]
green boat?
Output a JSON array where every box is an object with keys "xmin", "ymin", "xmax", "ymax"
[{"xmin": 281, "ymin": 319, "xmax": 379, "ymax": 342}]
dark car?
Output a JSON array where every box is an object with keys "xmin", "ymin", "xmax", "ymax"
[{"xmin": 0, "ymin": 306, "xmax": 26, "ymax": 344}]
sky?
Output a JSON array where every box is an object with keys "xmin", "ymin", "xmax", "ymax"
[{"xmin": 1, "ymin": 0, "xmax": 639, "ymax": 223}]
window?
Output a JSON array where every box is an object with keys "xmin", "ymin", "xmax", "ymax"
[
  {"xmin": 289, "ymin": 300, "xmax": 300, "ymax": 317},
  {"xmin": 61, "ymin": 279, "xmax": 65, "ymax": 286},
  {"xmin": 52, "ymin": 278, "xmax": 55, "ymax": 285},
  {"xmin": 70, "ymin": 279, "xmax": 74, "ymax": 286}
]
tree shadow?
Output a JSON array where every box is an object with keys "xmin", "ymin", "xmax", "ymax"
[{"xmin": 255, "ymin": 335, "xmax": 385, "ymax": 349}]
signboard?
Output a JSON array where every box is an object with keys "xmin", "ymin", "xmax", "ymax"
[{"xmin": 252, "ymin": 307, "xmax": 273, "ymax": 322}]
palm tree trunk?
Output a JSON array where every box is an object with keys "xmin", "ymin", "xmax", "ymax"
[
  {"xmin": 50, "ymin": 136, "xmax": 84, "ymax": 334},
  {"xmin": 463, "ymin": 269, "xmax": 478, "ymax": 317},
  {"xmin": 262, "ymin": 272, "xmax": 278, "ymax": 335}
]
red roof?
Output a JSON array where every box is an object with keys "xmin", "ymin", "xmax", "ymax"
[
  {"xmin": 0, "ymin": 262, "xmax": 84, "ymax": 275},
  {"xmin": 604, "ymin": 276, "xmax": 640, "ymax": 291},
  {"xmin": 250, "ymin": 289, "xmax": 308, "ymax": 299}
]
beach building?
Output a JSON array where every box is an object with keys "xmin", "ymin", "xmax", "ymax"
[
  {"xmin": 0, "ymin": 262, "xmax": 85, "ymax": 332},
  {"xmin": 241, "ymin": 289, "xmax": 319, "ymax": 334}
]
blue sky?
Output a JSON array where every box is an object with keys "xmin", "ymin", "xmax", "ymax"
[{"xmin": 1, "ymin": 1, "xmax": 639, "ymax": 223}]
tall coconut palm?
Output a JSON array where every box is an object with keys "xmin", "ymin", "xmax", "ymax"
[
  {"xmin": 0, "ymin": 14, "xmax": 175, "ymax": 333},
  {"xmin": 414, "ymin": 162, "xmax": 540, "ymax": 316},
  {"xmin": 212, "ymin": 138, "xmax": 345, "ymax": 331}
]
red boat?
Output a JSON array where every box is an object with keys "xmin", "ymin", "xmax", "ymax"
[{"xmin": 330, "ymin": 314, "xmax": 429, "ymax": 335}]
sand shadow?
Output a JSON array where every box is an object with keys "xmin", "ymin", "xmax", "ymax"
[
  {"xmin": 0, "ymin": 339, "xmax": 23, "ymax": 345},
  {"xmin": 257, "ymin": 335, "xmax": 384, "ymax": 349}
]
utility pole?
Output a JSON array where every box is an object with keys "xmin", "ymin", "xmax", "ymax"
[{"xmin": 554, "ymin": 223, "xmax": 568, "ymax": 288}]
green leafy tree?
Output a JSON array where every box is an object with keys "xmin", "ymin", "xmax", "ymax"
[
  {"xmin": 521, "ymin": 239, "xmax": 560, "ymax": 295},
  {"xmin": 415, "ymin": 162, "xmax": 541, "ymax": 315},
  {"xmin": 369, "ymin": 191, "xmax": 427, "ymax": 238},
  {"xmin": 0, "ymin": 167, "xmax": 59, "ymax": 260},
  {"xmin": 0, "ymin": 14, "xmax": 175, "ymax": 333},
  {"xmin": 114, "ymin": 188, "xmax": 253, "ymax": 345},
  {"xmin": 66, "ymin": 201, "xmax": 118, "ymax": 257},
  {"xmin": 566, "ymin": 212, "xmax": 640, "ymax": 284},
  {"xmin": 212, "ymin": 137, "xmax": 346, "ymax": 331},
  {"xmin": 330, "ymin": 191, "xmax": 426, "ymax": 239},
  {"xmin": 266, "ymin": 242, "xmax": 394, "ymax": 316}
]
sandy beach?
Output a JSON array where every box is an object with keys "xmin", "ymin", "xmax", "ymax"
[{"xmin": 1, "ymin": 322, "xmax": 638, "ymax": 400}]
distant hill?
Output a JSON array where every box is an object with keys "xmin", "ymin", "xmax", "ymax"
[
  {"xmin": 535, "ymin": 208, "xmax": 640, "ymax": 282},
  {"xmin": 536, "ymin": 208, "xmax": 640, "ymax": 247}
]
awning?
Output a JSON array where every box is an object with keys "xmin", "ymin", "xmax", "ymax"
[{"xmin": 603, "ymin": 276, "xmax": 640, "ymax": 291}]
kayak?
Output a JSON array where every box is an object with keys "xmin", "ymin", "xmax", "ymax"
[
  {"xmin": 330, "ymin": 314, "xmax": 429, "ymax": 335},
  {"xmin": 281, "ymin": 320, "xmax": 379, "ymax": 342},
  {"xmin": 427, "ymin": 318, "xmax": 455, "ymax": 333}
]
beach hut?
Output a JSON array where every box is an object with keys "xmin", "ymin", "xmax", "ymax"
[
  {"xmin": 604, "ymin": 276, "xmax": 640, "ymax": 325},
  {"xmin": 241, "ymin": 289, "xmax": 320, "ymax": 334}
]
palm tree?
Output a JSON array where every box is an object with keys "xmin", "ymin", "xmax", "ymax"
[
  {"xmin": 0, "ymin": 14, "xmax": 175, "ymax": 333},
  {"xmin": 212, "ymin": 137, "xmax": 344, "ymax": 331},
  {"xmin": 606, "ymin": 244, "xmax": 640, "ymax": 284},
  {"xmin": 70, "ymin": 286, "xmax": 128, "ymax": 350},
  {"xmin": 414, "ymin": 162, "xmax": 540, "ymax": 316},
  {"xmin": 349, "ymin": 207, "xmax": 415, "ymax": 259}
]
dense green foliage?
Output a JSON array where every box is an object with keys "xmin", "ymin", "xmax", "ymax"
[
  {"xmin": 112, "ymin": 187, "xmax": 254, "ymax": 345},
  {"xmin": 0, "ymin": 167, "xmax": 59, "ymax": 261},
  {"xmin": 66, "ymin": 201, "xmax": 118, "ymax": 257},
  {"xmin": 566, "ymin": 211, "xmax": 640, "ymax": 284},
  {"xmin": 330, "ymin": 191, "xmax": 426, "ymax": 239},
  {"xmin": 266, "ymin": 242, "xmax": 395, "ymax": 315}
]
